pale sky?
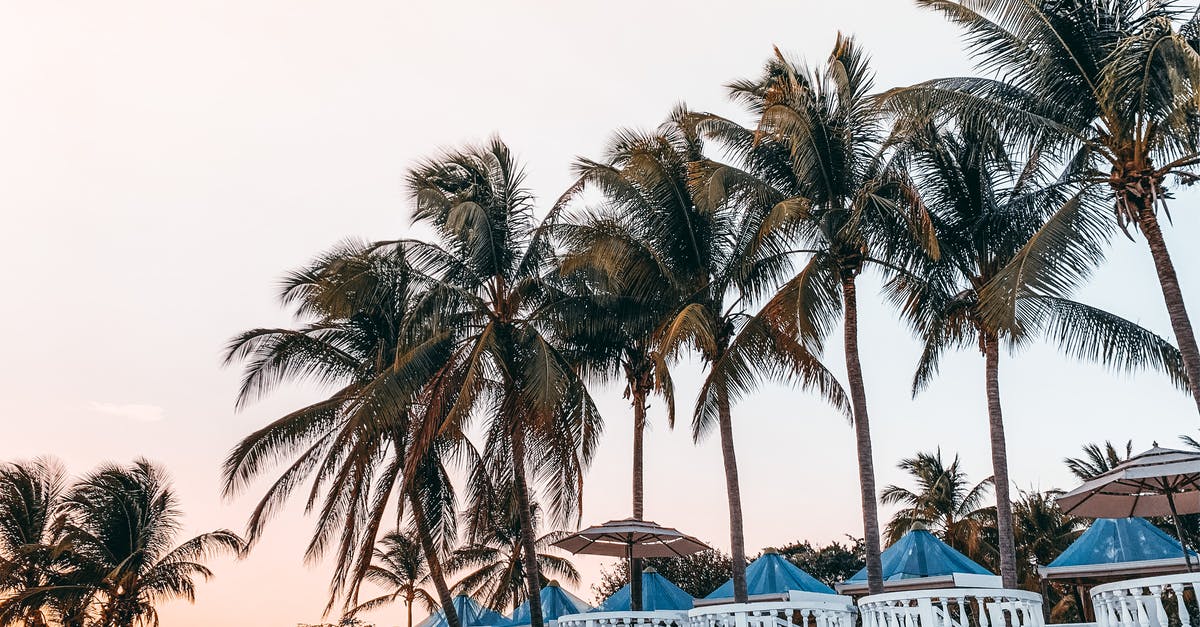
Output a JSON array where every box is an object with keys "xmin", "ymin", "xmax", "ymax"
[{"xmin": 2, "ymin": 2, "xmax": 1198, "ymax": 626}]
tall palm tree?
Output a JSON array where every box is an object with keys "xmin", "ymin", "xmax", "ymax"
[
  {"xmin": 62, "ymin": 460, "xmax": 243, "ymax": 627},
  {"xmin": 0, "ymin": 458, "xmax": 73, "ymax": 627},
  {"xmin": 686, "ymin": 36, "xmax": 934, "ymax": 594},
  {"xmin": 880, "ymin": 450, "xmax": 995, "ymax": 564},
  {"xmin": 345, "ymin": 531, "xmax": 438, "ymax": 627},
  {"xmin": 401, "ymin": 138, "xmax": 603, "ymax": 627},
  {"xmin": 450, "ymin": 475, "xmax": 578, "ymax": 614},
  {"xmin": 894, "ymin": 0, "xmax": 1200, "ymax": 413},
  {"xmin": 222, "ymin": 241, "xmax": 465, "ymax": 624},
  {"xmin": 556, "ymin": 119, "xmax": 848, "ymax": 603},
  {"xmin": 888, "ymin": 123, "xmax": 1186, "ymax": 586}
]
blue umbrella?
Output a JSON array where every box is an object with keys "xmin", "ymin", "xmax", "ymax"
[
  {"xmin": 501, "ymin": 581, "xmax": 591, "ymax": 626},
  {"xmin": 705, "ymin": 550, "xmax": 834, "ymax": 600},
  {"xmin": 593, "ymin": 567, "xmax": 694, "ymax": 612},
  {"xmin": 844, "ymin": 528, "xmax": 992, "ymax": 584},
  {"xmin": 417, "ymin": 595, "xmax": 506, "ymax": 627}
]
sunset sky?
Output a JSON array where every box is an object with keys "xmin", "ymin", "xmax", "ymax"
[{"xmin": 3, "ymin": 2, "xmax": 1199, "ymax": 626}]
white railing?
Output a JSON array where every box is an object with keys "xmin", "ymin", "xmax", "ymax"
[
  {"xmin": 687, "ymin": 592, "xmax": 857, "ymax": 627},
  {"xmin": 858, "ymin": 588, "xmax": 1044, "ymax": 627},
  {"xmin": 1091, "ymin": 573, "xmax": 1200, "ymax": 627},
  {"xmin": 558, "ymin": 611, "xmax": 690, "ymax": 627}
]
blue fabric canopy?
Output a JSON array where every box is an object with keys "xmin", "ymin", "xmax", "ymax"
[
  {"xmin": 417, "ymin": 595, "xmax": 506, "ymax": 627},
  {"xmin": 1048, "ymin": 517, "xmax": 1189, "ymax": 568},
  {"xmin": 705, "ymin": 551, "xmax": 835, "ymax": 599},
  {"xmin": 594, "ymin": 569, "xmax": 694, "ymax": 612},
  {"xmin": 502, "ymin": 583, "xmax": 591, "ymax": 626},
  {"xmin": 845, "ymin": 529, "xmax": 992, "ymax": 583}
]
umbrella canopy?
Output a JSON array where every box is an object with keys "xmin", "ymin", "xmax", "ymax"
[
  {"xmin": 593, "ymin": 567, "xmax": 694, "ymax": 612},
  {"xmin": 501, "ymin": 581, "xmax": 590, "ymax": 626},
  {"xmin": 1057, "ymin": 446, "xmax": 1200, "ymax": 517},
  {"xmin": 844, "ymin": 529, "xmax": 992, "ymax": 584},
  {"xmin": 552, "ymin": 518, "xmax": 711, "ymax": 558},
  {"xmin": 416, "ymin": 595, "xmax": 506, "ymax": 627},
  {"xmin": 705, "ymin": 550, "xmax": 835, "ymax": 600},
  {"xmin": 592, "ymin": 566, "xmax": 696, "ymax": 610}
]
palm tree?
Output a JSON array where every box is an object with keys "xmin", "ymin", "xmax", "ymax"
[
  {"xmin": 1012, "ymin": 490, "xmax": 1083, "ymax": 589},
  {"xmin": 686, "ymin": 36, "xmax": 933, "ymax": 594},
  {"xmin": 556, "ymin": 119, "xmax": 848, "ymax": 603},
  {"xmin": 401, "ymin": 138, "xmax": 602, "ymax": 627},
  {"xmin": 345, "ymin": 531, "xmax": 438, "ymax": 627},
  {"xmin": 222, "ymin": 241, "xmax": 465, "ymax": 624},
  {"xmin": 895, "ymin": 0, "xmax": 1200, "ymax": 414},
  {"xmin": 1065, "ymin": 441, "xmax": 1134, "ymax": 481},
  {"xmin": 880, "ymin": 450, "xmax": 995, "ymax": 565},
  {"xmin": 887, "ymin": 123, "xmax": 1186, "ymax": 587},
  {"xmin": 450, "ymin": 475, "xmax": 578, "ymax": 613},
  {"xmin": 62, "ymin": 460, "xmax": 243, "ymax": 627},
  {"xmin": 0, "ymin": 458, "xmax": 72, "ymax": 627}
]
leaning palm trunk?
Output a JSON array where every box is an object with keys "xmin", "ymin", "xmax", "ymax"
[
  {"xmin": 841, "ymin": 277, "xmax": 885, "ymax": 595},
  {"xmin": 510, "ymin": 428, "xmax": 545, "ymax": 627},
  {"xmin": 408, "ymin": 492, "xmax": 460, "ymax": 627},
  {"xmin": 630, "ymin": 384, "xmax": 647, "ymax": 610},
  {"xmin": 1137, "ymin": 206, "xmax": 1200, "ymax": 413},
  {"xmin": 982, "ymin": 330, "xmax": 1017, "ymax": 588},
  {"xmin": 715, "ymin": 383, "xmax": 749, "ymax": 603}
]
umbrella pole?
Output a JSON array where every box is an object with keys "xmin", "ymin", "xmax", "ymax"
[
  {"xmin": 628, "ymin": 541, "xmax": 642, "ymax": 612},
  {"xmin": 1166, "ymin": 491, "xmax": 1195, "ymax": 573}
]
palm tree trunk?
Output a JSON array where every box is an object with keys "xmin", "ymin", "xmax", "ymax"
[
  {"xmin": 510, "ymin": 428, "xmax": 545, "ymax": 627},
  {"xmin": 982, "ymin": 329, "xmax": 1018, "ymax": 588},
  {"xmin": 1138, "ymin": 206, "xmax": 1200, "ymax": 413},
  {"xmin": 408, "ymin": 594, "xmax": 415, "ymax": 627},
  {"xmin": 841, "ymin": 277, "xmax": 885, "ymax": 596},
  {"xmin": 630, "ymin": 385, "xmax": 647, "ymax": 611},
  {"xmin": 715, "ymin": 382, "xmax": 749, "ymax": 603},
  {"xmin": 408, "ymin": 491, "xmax": 461, "ymax": 627}
]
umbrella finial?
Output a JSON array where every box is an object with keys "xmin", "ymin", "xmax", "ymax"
[
  {"xmin": 547, "ymin": 579, "xmax": 560, "ymax": 588},
  {"xmin": 1154, "ymin": 440, "xmax": 1160, "ymax": 447}
]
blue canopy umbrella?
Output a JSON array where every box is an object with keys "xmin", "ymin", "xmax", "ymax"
[
  {"xmin": 594, "ymin": 567, "xmax": 694, "ymax": 612},
  {"xmin": 1041, "ymin": 517, "xmax": 1195, "ymax": 581},
  {"xmin": 837, "ymin": 529, "xmax": 993, "ymax": 593},
  {"xmin": 416, "ymin": 595, "xmax": 506, "ymax": 627},
  {"xmin": 705, "ymin": 550, "xmax": 835, "ymax": 600},
  {"xmin": 501, "ymin": 581, "xmax": 591, "ymax": 626}
]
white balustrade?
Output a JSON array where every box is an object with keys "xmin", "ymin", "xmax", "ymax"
[
  {"xmin": 1091, "ymin": 573, "xmax": 1200, "ymax": 627},
  {"xmin": 686, "ymin": 592, "xmax": 858, "ymax": 627},
  {"xmin": 858, "ymin": 588, "xmax": 1044, "ymax": 627},
  {"xmin": 558, "ymin": 611, "xmax": 690, "ymax": 627}
]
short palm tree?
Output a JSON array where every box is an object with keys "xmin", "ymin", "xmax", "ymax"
[
  {"xmin": 895, "ymin": 0, "xmax": 1200, "ymax": 413},
  {"xmin": 222, "ymin": 241, "xmax": 464, "ymax": 623},
  {"xmin": 1065, "ymin": 441, "xmax": 1134, "ymax": 481},
  {"xmin": 0, "ymin": 458, "xmax": 73, "ymax": 627},
  {"xmin": 450, "ymin": 476, "xmax": 578, "ymax": 614},
  {"xmin": 1012, "ymin": 490, "xmax": 1083, "ymax": 589},
  {"xmin": 889, "ymin": 123, "xmax": 1186, "ymax": 586},
  {"xmin": 687, "ymin": 36, "xmax": 933, "ymax": 594},
  {"xmin": 402, "ymin": 138, "xmax": 602, "ymax": 627},
  {"xmin": 345, "ymin": 531, "xmax": 437, "ymax": 627},
  {"xmin": 557, "ymin": 118, "xmax": 847, "ymax": 603},
  {"xmin": 881, "ymin": 450, "xmax": 995, "ymax": 564},
  {"xmin": 63, "ymin": 460, "xmax": 243, "ymax": 627}
]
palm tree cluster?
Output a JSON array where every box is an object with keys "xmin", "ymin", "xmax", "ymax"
[
  {"xmin": 226, "ymin": 1, "xmax": 1200, "ymax": 623},
  {"xmin": 0, "ymin": 458, "xmax": 243, "ymax": 627}
]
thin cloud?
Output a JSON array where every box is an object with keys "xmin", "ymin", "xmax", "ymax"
[{"xmin": 87, "ymin": 402, "xmax": 166, "ymax": 423}]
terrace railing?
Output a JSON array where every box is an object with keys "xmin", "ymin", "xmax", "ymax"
[
  {"xmin": 1091, "ymin": 573, "xmax": 1200, "ymax": 627},
  {"xmin": 858, "ymin": 588, "xmax": 1044, "ymax": 627},
  {"xmin": 558, "ymin": 610, "xmax": 690, "ymax": 627},
  {"xmin": 687, "ymin": 591, "xmax": 858, "ymax": 627}
]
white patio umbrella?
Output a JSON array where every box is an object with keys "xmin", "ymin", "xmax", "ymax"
[
  {"xmin": 1057, "ymin": 445, "xmax": 1200, "ymax": 571},
  {"xmin": 552, "ymin": 518, "xmax": 710, "ymax": 611}
]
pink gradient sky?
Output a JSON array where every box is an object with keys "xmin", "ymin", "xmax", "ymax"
[{"xmin": 2, "ymin": 2, "xmax": 1198, "ymax": 625}]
